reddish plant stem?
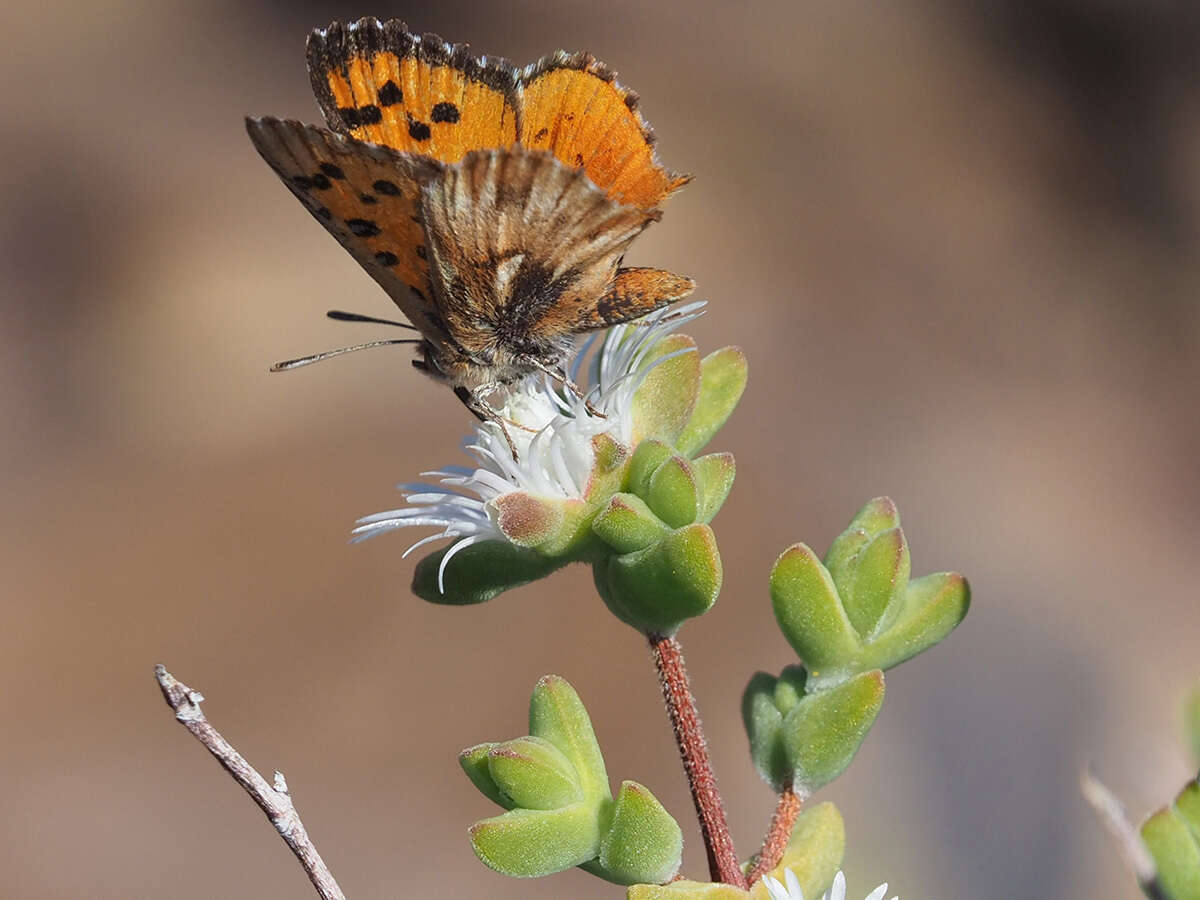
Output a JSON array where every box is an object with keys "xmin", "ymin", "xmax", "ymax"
[
  {"xmin": 648, "ymin": 633, "xmax": 746, "ymax": 888},
  {"xmin": 745, "ymin": 784, "xmax": 802, "ymax": 886}
]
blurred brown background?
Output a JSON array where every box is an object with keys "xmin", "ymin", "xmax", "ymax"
[{"xmin": 3, "ymin": 1, "xmax": 1198, "ymax": 897}]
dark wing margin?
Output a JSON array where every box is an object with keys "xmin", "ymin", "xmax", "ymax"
[{"xmin": 305, "ymin": 18, "xmax": 521, "ymax": 157}]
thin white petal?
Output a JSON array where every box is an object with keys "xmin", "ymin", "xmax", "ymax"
[
  {"xmin": 784, "ymin": 868, "xmax": 804, "ymax": 899},
  {"xmin": 863, "ymin": 885, "xmax": 888, "ymax": 900},
  {"xmin": 437, "ymin": 534, "xmax": 485, "ymax": 592},
  {"xmin": 828, "ymin": 871, "xmax": 846, "ymax": 900},
  {"xmin": 762, "ymin": 875, "xmax": 792, "ymax": 900}
]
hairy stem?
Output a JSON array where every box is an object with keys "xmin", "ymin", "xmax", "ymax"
[
  {"xmin": 648, "ymin": 633, "xmax": 745, "ymax": 888},
  {"xmin": 155, "ymin": 665, "xmax": 347, "ymax": 900},
  {"xmin": 745, "ymin": 784, "xmax": 802, "ymax": 886}
]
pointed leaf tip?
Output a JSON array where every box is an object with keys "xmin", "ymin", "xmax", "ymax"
[
  {"xmin": 770, "ymin": 544, "xmax": 860, "ymax": 675},
  {"xmin": 676, "ymin": 346, "xmax": 748, "ymax": 456},
  {"xmin": 594, "ymin": 781, "xmax": 683, "ymax": 885}
]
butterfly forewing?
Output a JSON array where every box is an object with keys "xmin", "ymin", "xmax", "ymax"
[
  {"xmin": 245, "ymin": 116, "xmax": 449, "ymax": 343},
  {"xmin": 519, "ymin": 54, "xmax": 691, "ymax": 210},
  {"xmin": 307, "ymin": 18, "xmax": 520, "ymax": 162}
]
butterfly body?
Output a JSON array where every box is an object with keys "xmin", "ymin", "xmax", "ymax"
[{"xmin": 248, "ymin": 18, "xmax": 694, "ymax": 422}]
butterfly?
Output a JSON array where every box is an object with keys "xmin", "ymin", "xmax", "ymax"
[{"xmin": 247, "ymin": 17, "xmax": 694, "ymax": 451}]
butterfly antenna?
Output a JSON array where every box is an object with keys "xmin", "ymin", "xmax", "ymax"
[
  {"xmin": 270, "ymin": 338, "xmax": 422, "ymax": 372},
  {"xmin": 326, "ymin": 309, "xmax": 418, "ymax": 330}
]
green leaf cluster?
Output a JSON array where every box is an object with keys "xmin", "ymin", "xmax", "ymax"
[
  {"xmin": 461, "ymin": 675, "xmax": 682, "ymax": 885},
  {"xmin": 770, "ymin": 497, "xmax": 970, "ymax": 690},
  {"xmin": 744, "ymin": 498, "xmax": 969, "ymax": 795},
  {"xmin": 414, "ymin": 339, "xmax": 748, "ymax": 637}
]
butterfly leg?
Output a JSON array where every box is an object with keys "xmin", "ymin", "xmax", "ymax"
[
  {"xmin": 518, "ymin": 355, "xmax": 607, "ymax": 419},
  {"xmin": 454, "ymin": 384, "xmax": 536, "ymax": 461}
]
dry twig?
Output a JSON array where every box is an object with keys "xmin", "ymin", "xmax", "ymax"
[{"xmin": 155, "ymin": 664, "xmax": 347, "ymax": 900}]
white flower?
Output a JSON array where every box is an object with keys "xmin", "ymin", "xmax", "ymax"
[
  {"xmin": 761, "ymin": 870, "xmax": 895, "ymax": 900},
  {"xmin": 350, "ymin": 302, "xmax": 705, "ymax": 589}
]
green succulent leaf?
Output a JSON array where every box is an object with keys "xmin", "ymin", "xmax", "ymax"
[
  {"xmin": 772, "ymin": 665, "xmax": 809, "ymax": 714},
  {"xmin": 469, "ymin": 802, "xmax": 603, "ymax": 877},
  {"xmin": 584, "ymin": 432, "xmax": 631, "ymax": 502},
  {"xmin": 529, "ymin": 675, "xmax": 610, "ymax": 804},
  {"xmin": 460, "ymin": 743, "xmax": 509, "ymax": 808},
  {"xmin": 595, "ymin": 523, "xmax": 722, "ymax": 634},
  {"xmin": 692, "ymin": 452, "xmax": 736, "ymax": 523},
  {"xmin": 593, "ymin": 493, "xmax": 670, "ymax": 554},
  {"xmin": 676, "ymin": 346, "xmax": 749, "ymax": 457},
  {"xmin": 590, "ymin": 781, "xmax": 683, "ymax": 885},
  {"xmin": 842, "ymin": 527, "xmax": 910, "ymax": 639},
  {"xmin": 632, "ymin": 335, "xmax": 701, "ymax": 445},
  {"xmin": 412, "ymin": 540, "xmax": 566, "ymax": 605},
  {"xmin": 824, "ymin": 497, "xmax": 900, "ymax": 589},
  {"xmin": 782, "ymin": 671, "xmax": 885, "ymax": 796},
  {"xmin": 629, "ymin": 882, "xmax": 748, "ymax": 899},
  {"xmin": 1142, "ymin": 804, "xmax": 1200, "ymax": 900},
  {"xmin": 628, "ymin": 440, "xmax": 675, "ymax": 500},
  {"xmin": 742, "ymin": 672, "xmax": 788, "ymax": 791},
  {"xmin": 770, "ymin": 544, "xmax": 861, "ymax": 678},
  {"xmin": 857, "ymin": 572, "xmax": 970, "ymax": 672},
  {"xmin": 647, "ymin": 455, "xmax": 701, "ymax": 528},
  {"xmin": 1175, "ymin": 780, "xmax": 1200, "ymax": 836},
  {"xmin": 749, "ymin": 802, "xmax": 845, "ymax": 900},
  {"xmin": 487, "ymin": 736, "xmax": 583, "ymax": 810}
]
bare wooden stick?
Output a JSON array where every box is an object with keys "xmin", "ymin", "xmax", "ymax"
[
  {"xmin": 154, "ymin": 664, "xmax": 347, "ymax": 900},
  {"xmin": 648, "ymin": 633, "xmax": 746, "ymax": 888},
  {"xmin": 745, "ymin": 784, "xmax": 802, "ymax": 886}
]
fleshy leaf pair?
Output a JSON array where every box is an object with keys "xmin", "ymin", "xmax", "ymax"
[
  {"xmin": 742, "ymin": 665, "xmax": 884, "ymax": 797},
  {"xmin": 461, "ymin": 675, "xmax": 682, "ymax": 885},
  {"xmin": 627, "ymin": 803, "xmax": 844, "ymax": 899},
  {"xmin": 770, "ymin": 497, "xmax": 970, "ymax": 690}
]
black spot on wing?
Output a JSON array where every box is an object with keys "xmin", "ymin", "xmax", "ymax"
[
  {"xmin": 375, "ymin": 250, "xmax": 399, "ymax": 266},
  {"xmin": 347, "ymin": 218, "xmax": 381, "ymax": 237},
  {"xmin": 310, "ymin": 172, "xmax": 332, "ymax": 190},
  {"xmin": 359, "ymin": 193, "xmax": 378, "ymax": 204},
  {"xmin": 319, "ymin": 162, "xmax": 345, "ymax": 179},
  {"xmin": 431, "ymin": 102, "xmax": 460, "ymax": 123},
  {"xmin": 372, "ymin": 179, "xmax": 401, "ymax": 195},
  {"xmin": 378, "ymin": 80, "xmax": 403, "ymax": 106},
  {"xmin": 407, "ymin": 118, "xmax": 432, "ymax": 141},
  {"xmin": 339, "ymin": 105, "xmax": 383, "ymax": 127}
]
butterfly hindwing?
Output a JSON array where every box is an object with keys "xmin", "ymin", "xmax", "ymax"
[
  {"xmin": 419, "ymin": 148, "xmax": 661, "ymax": 354},
  {"xmin": 307, "ymin": 18, "xmax": 520, "ymax": 162},
  {"xmin": 519, "ymin": 53, "xmax": 691, "ymax": 210},
  {"xmin": 584, "ymin": 267, "xmax": 695, "ymax": 329},
  {"xmin": 245, "ymin": 116, "xmax": 449, "ymax": 342}
]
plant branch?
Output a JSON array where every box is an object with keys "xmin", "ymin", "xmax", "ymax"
[
  {"xmin": 744, "ymin": 784, "xmax": 801, "ymax": 886},
  {"xmin": 648, "ymin": 633, "xmax": 746, "ymax": 888},
  {"xmin": 154, "ymin": 664, "xmax": 347, "ymax": 900}
]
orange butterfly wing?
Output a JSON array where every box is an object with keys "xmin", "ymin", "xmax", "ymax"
[
  {"xmin": 307, "ymin": 18, "xmax": 520, "ymax": 162},
  {"xmin": 518, "ymin": 53, "xmax": 690, "ymax": 210},
  {"xmin": 245, "ymin": 117, "xmax": 451, "ymax": 344}
]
